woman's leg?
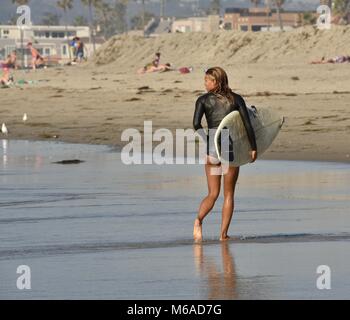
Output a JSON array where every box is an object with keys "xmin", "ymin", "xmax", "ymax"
[
  {"xmin": 1, "ymin": 68, "xmax": 9, "ymax": 84},
  {"xmin": 220, "ymin": 166, "xmax": 240, "ymax": 241},
  {"xmin": 193, "ymin": 156, "xmax": 222, "ymax": 241},
  {"xmin": 147, "ymin": 66, "xmax": 158, "ymax": 73}
]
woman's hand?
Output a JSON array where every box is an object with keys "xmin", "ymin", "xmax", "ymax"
[{"xmin": 250, "ymin": 150, "xmax": 257, "ymax": 163}]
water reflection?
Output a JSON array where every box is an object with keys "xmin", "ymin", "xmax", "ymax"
[
  {"xmin": 193, "ymin": 242, "xmax": 238, "ymax": 299},
  {"xmin": 1, "ymin": 140, "xmax": 350, "ymax": 299},
  {"xmin": 2, "ymin": 139, "xmax": 8, "ymax": 169}
]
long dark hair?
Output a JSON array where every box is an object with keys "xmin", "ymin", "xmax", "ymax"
[{"xmin": 205, "ymin": 67, "xmax": 235, "ymax": 104}]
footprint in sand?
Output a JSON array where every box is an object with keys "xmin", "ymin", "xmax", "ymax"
[{"xmin": 125, "ymin": 97, "xmax": 142, "ymax": 102}]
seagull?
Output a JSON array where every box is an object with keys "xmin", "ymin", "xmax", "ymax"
[
  {"xmin": 1, "ymin": 123, "xmax": 8, "ymax": 135},
  {"xmin": 23, "ymin": 113, "xmax": 27, "ymax": 122}
]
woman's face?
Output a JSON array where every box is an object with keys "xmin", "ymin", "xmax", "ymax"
[{"xmin": 205, "ymin": 75, "xmax": 217, "ymax": 92}]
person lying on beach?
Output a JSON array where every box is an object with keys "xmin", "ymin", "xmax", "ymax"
[
  {"xmin": 310, "ymin": 55, "xmax": 350, "ymax": 64},
  {"xmin": 137, "ymin": 52, "xmax": 161, "ymax": 74},
  {"xmin": 137, "ymin": 63, "xmax": 171, "ymax": 74},
  {"xmin": 159, "ymin": 65, "xmax": 194, "ymax": 74},
  {"xmin": 9, "ymin": 51, "xmax": 18, "ymax": 70},
  {"xmin": 157, "ymin": 63, "xmax": 173, "ymax": 72},
  {"xmin": 27, "ymin": 42, "xmax": 45, "ymax": 70}
]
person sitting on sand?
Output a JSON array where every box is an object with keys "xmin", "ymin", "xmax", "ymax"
[
  {"xmin": 153, "ymin": 52, "xmax": 161, "ymax": 66},
  {"xmin": 1, "ymin": 50, "xmax": 18, "ymax": 85},
  {"xmin": 310, "ymin": 55, "xmax": 350, "ymax": 64},
  {"xmin": 9, "ymin": 51, "xmax": 18, "ymax": 70},
  {"xmin": 0, "ymin": 54, "xmax": 13, "ymax": 86},
  {"xmin": 0, "ymin": 56, "xmax": 11, "ymax": 85},
  {"xmin": 27, "ymin": 42, "xmax": 44, "ymax": 70},
  {"xmin": 137, "ymin": 52, "xmax": 161, "ymax": 74}
]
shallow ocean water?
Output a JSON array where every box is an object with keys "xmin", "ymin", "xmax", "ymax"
[{"xmin": 0, "ymin": 139, "xmax": 349, "ymax": 299}]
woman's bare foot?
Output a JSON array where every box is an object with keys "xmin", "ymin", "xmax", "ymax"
[
  {"xmin": 219, "ymin": 235, "xmax": 231, "ymax": 241},
  {"xmin": 193, "ymin": 218, "xmax": 203, "ymax": 242}
]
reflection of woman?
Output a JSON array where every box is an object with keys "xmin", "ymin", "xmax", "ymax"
[
  {"xmin": 192, "ymin": 67, "xmax": 257, "ymax": 242},
  {"xmin": 193, "ymin": 242, "xmax": 237, "ymax": 299}
]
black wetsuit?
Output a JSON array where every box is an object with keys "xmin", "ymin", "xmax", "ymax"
[{"xmin": 193, "ymin": 92, "xmax": 257, "ymax": 160}]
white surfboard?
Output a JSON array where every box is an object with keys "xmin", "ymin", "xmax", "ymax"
[{"xmin": 214, "ymin": 106, "xmax": 284, "ymax": 166}]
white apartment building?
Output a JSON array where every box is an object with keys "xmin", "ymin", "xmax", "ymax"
[
  {"xmin": 172, "ymin": 15, "xmax": 220, "ymax": 33},
  {"xmin": 0, "ymin": 24, "xmax": 99, "ymax": 63}
]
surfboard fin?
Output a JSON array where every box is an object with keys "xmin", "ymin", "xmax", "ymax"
[{"xmin": 279, "ymin": 117, "xmax": 285, "ymax": 128}]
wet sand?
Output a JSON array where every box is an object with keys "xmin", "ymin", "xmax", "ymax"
[
  {"xmin": 0, "ymin": 140, "xmax": 349, "ymax": 299},
  {"xmin": 1, "ymin": 60, "xmax": 350, "ymax": 163}
]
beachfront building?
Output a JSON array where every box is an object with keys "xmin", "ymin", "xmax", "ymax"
[
  {"xmin": 0, "ymin": 24, "xmax": 102, "ymax": 64},
  {"xmin": 319, "ymin": 0, "xmax": 332, "ymax": 7},
  {"xmin": 319, "ymin": 0, "xmax": 350, "ymax": 24},
  {"xmin": 172, "ymin": 15, "xmax": 220, "ymax": 33},
  {"xmin": 223, "ymin": 7, "xmax": 307, "ymax": 32},
  {"xmin": 145, "ymin": 17, "xmax": 173, "ymax": 37}
]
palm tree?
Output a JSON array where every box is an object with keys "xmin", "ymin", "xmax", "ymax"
[
  {"xmin": 265, "ymin": 0, "xmax": 271, "ymax": 30},
  {"xmin": 11, "ymin": 0, "xmax": 29, "ymax": 4},
  {"xmin": 321, "ymin": 0, "xmax": 333, "ymax": 8},
  {"xmin": 160, "ymin": 0, "xmax": 165, "ymax": 18},
  {"xmin": 81, "ymin": 0, "xmax": 102, "ymax": 53},
  {"xmin": 273, "ymin": 0, "xmax": 285, "ymax": 31},
  {"xmin": 130, "ymin": 0, "xmax": 147, "ymax": 36},
  {"xmin": 12, "ymin": 0, "xmax": 30, "ymax": 68},
  {"xmin": 57, "ymin": 0, "xmax": 73, "ymax": 60},
  {"xmin": 41, "ymin": 12, "xmax": 61, "ymax": 25},
  {"xmin": 114, "ymin": 0, "xmax": 129, "ymax": 34},
  {"xmin": 333, "ymin": 0, "xmax": 350, "ymax": 24},
  {"xmin": 73, "ymin": 15, "xmax": 89, "ymax": 26},
  {"xmin": 95, "ymin": 1, "xmax": 118, "ymax": 39},
  {"xmin": 139, "ymin": 0, "xmax": 146, "ymax": 36},
  {"xmin": 209, "ymin": 0, "xmax": 220, "ymax": 15},
  {"xmin": 250, "ymin": 0, "xmax": 261, "ymax": 7}
]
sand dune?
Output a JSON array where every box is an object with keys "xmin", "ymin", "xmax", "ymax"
[{"xmin": 92, "ymin": 25, "xmax": 350, "ymax": 68}]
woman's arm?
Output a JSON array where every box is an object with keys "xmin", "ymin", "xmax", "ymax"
[
  {"xmin": 193, "ymin": 96, "xmax": 207, "ymax": 141},
  {"xmin": 193, "ymin": 96, "xmax": 205, "ymax": 131},
  {"xmin": 235, "ymin": 94, "xmax": 257, "ymax": 151}
]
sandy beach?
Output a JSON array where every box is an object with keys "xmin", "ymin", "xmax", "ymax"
[{"xmin": 1, "ymin": 26, "xmax": 350, "ymax": 163}]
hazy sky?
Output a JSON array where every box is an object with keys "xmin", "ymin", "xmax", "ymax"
[{"xmin": 0, "ymin": 0, "xmax": 321, "ymax": 24}]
